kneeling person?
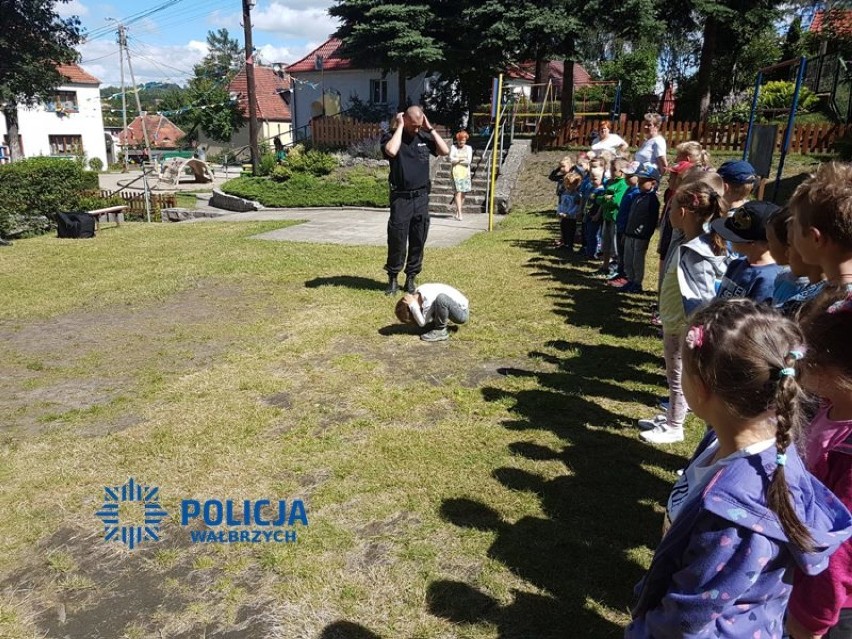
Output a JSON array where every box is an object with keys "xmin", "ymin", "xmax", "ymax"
[{"xmin": 395, "ymin": 283, "xmax": 469, "ymax": 342}]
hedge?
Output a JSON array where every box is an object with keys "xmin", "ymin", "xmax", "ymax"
[
  {"xmin": 0, "ymin": 158, "xmax": 98, "ymax": 237},
  {"xmin": 221, "ymin": 169, "xmax": 389, "ymax": 208}
]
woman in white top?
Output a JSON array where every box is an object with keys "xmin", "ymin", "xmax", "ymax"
[
  {"xmin": 449, "ymin": 131, "xmax": 473, "ymax": 221},
  {"xmin": 634, "ymin": 112, "xmax": 668, "ymax": 176},
  {"xmin": 590, "ymin": 121, "xmax": 628, "ymax": 155}
]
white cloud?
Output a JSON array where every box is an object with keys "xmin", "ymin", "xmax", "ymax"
[
  {"xmin": 77, "ymin": 38, "xmax": 207, "ymax": 87},
  {"xmin": 248, "ymin": 3, "xmax": 339, "ymax": 41},
  {"xmin": 56, "ymin": 0, "xmax": 89, "ymax": 18}
]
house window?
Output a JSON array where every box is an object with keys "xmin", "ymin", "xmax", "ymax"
[
  {"xmin": 370, "ymin": 79, "xmax": 388, "ymax": 104},
  {"xmin": 46, "ymin": 90, "xmax": 79, "ymax": 114},
  {"xmin": 49, "ymin": 134, "xmax": 83, "ymax": 156}
]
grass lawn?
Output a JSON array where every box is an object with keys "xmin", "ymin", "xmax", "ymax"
[{"xmin": 0, "ymin": 149, "xmax": 823, "ymax": 638}]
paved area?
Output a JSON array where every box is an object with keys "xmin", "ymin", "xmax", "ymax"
[
  {"xmin": 192, "ymin": 207, "xmax": 498, "ymax": 247},
  {"xmin": 98, "ymin": 166, "xmax": 237, "ymax": 193},
  {"xmin": 99, "ymin": 169, "xmax": 502, "ymax": 247}
]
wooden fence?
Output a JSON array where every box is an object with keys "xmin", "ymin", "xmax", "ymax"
[
  {"xmin": 534, "ymin": 119, "xmax": 852, "ymax": 155},
  {"xmin": 310, "ymin": 116, "xmax": 453, "ymax": 148},
  {"xmin": 100, "ymin": 190, "xmax": 176, "ymax": 215},
  {"xmin": 311, "ymin": 117, "xmax": 383, "ymax": 148}
]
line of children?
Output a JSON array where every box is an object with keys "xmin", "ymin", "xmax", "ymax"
[{"xmin": 629, "ymin": 163, "xmax": 852, "ymax": 639}]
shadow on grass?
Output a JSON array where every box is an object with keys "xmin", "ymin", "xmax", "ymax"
[
  {"xmin": 305, "ymin": 275, "xmax": 386, "ymax": 291},
  {"xmin": 513, "ymin": 243, "xmax": 659, "ymax": 338},
  {"xmin": 319, "ymin": 621, "xmax": 383, "ymax": 639},
  {"xmin": 426, "ymin": 226, "xmax": 681, "ymax": 636},
  {"xmin": 427, "ymin": 349, "xmax": 681, "ymax": 636}
]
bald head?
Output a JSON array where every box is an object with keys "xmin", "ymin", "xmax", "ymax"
[{"xmin": 402, "ymin": 106, "xmax": 425, "ymax": 136}]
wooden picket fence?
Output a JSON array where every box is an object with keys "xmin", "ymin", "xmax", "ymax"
[
  {"xmin": 534, "ymin": 119, "xmax": 852, "ymax": 155},
  {"xmin": 311, "ymin": 117, "xmax": 383, "ymax": 148},
  {"xmin": 100, "ymin": 190, "xmax": 176, "ymax": 216}
]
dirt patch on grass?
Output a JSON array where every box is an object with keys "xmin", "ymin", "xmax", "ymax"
[
  {"xmin": 1, "ymin": 523, "xmax": 284, "ymax": 639},
  {"xmin": 0, "ymin": 281, "xmax": 273, "ymax": 437}
]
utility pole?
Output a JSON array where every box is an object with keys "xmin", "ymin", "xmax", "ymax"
[
  {"xmin": 242, "ymin": 0, "xmax": 260, "ymax": 175},
  {"xmin": 117, "ymin": 25, "xmax": 129, "ymax": 172},
  {"xmin": 121, "ymin": 25, "xmax": 153, "ymax": 223}
]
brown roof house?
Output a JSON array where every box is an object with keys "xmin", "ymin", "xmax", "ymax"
[
  {"xmin": 117, "ymin": 114, "xmax": 185, "ymax": 150},
  {"xmin": 196, "ymin": 64, "xmax": 292, "ymax": 157},
  {"xmin": 287, "ymin": 37, "xmax": 434, "ymax": 134},
  {"xmin": 0, "ymin": 63, "xmax": 108, "ymax": 165}
]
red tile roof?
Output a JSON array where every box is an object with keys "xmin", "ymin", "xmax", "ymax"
[
  {"xmin": 810, "ymin": 9, "xmax": 852, "ymax": 36},
  {"xmin": 229, "ymin": 65, "xmax": 291, "ymax": 121},
  {"xmin": 287, "ymin": 38, "xmax": 353, "ymax": 73},
  {"xmin": 117, "ymin": 114, "xmax": 185, "ymax": 149},
  {"xmin": 58, "ymin": 63, "xmax": 100, "ymax": 85},
  {"xmin": 506, "ymin": 60, "xmax": 593, "ymax": 87}
]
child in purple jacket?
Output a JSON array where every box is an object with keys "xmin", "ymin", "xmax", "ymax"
[{"xmin": 627, "ymin": 299, "xmax": 852, "ymax": 639}]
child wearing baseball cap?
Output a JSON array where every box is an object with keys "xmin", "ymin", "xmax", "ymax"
[
  {"xmin": 717, "ymin": 160, "xmax": 758, "ymax": 214},
  {"xmin": 711, "ymin": 201, "xmax": 784, "ymax": 304}
]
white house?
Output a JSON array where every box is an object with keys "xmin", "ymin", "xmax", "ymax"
[
  {"xmin": 0, "ymin": 63, "xmax": 108, "ymax": 166},
  {"xmin": 286, "ymin": 37, "xmax": 428, "ymax": 136}
]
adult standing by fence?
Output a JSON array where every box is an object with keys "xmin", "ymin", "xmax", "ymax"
[
  {"xmin": 381, "ymin": 106, "xmax": 449, "ymax": 296},
  {"xmin": 634, "ymin": 113, "xmax": 669, "ymax": 176},
  {"xmin": 590, "ymin": 121, "xmax": 629, "ymax": 156}
]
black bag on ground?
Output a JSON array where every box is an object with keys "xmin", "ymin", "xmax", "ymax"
[{"xmin": 57, "ymin": 212, "xmax": 96, "ymax": 239}]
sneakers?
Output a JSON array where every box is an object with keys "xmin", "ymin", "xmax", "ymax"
[
  {"xmin": 421, "ymin": 328, "xmax": 449, "ymax": 342},
  {"xmin": 640, "ymin": 424, "xmax": 685, "ymax": 444},
  {"xmin": 637, "ymin": 414, "xmax": 667, "ymax": 431},
  {"xmin": 649, "ymin": 312, "xmax": 662, "ymax": 326},
  {"xmin": 607, "ymin": 277, "xmax": 628, "ymax": 287}
]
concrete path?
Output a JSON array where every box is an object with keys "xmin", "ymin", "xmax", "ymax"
[
  {"xmin": 192, "ymin": 207, "xmax": 499, "ymax": 247},
  {"xmin": 98, "ymin": 169, "xmax": 503, "ymax": 248}
]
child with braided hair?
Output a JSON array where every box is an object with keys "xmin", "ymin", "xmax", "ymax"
[
  {"xmin": 787, "ymin": 286, "xmax": 852, "ymax": 639},
  {"xmin": 627, "ymin": 299, "xmax": 852, "ymax": 639}
]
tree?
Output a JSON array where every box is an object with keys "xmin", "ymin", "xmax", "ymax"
[
  {"xmin": 164, "ymin": 30, "xmax": 245, "ymax": 143},
  {"xmin": 193, "ymin": 29, "xmax": 242, "ymax": 83},
  {"xmin": 0, "ymin": 0, "xmax": 83, "ymax": 161},
  {"xmin": 330, "ymin": 1, "xmax": 442, "ymax": 107}
]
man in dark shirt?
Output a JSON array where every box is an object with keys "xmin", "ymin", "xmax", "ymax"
[{"xmin": 381, "ymin": 106, "xmax": 449, "ymax": 295}]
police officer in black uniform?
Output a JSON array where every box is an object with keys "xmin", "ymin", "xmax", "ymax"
[{"xmin": 381, "ymin": 106, "xmax": 449, "ymax": 295}]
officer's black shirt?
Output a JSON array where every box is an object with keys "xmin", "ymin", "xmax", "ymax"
[{"xmin": 381, "ymin": 130, "xmax": 438, "ymax": 192}]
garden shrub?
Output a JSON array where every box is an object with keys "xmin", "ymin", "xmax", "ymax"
[
  {"xmin": 347, "ymin": 135, "xmax": 385, "ymax": 161},
  {"xmin": 258, "ymin": 152, "xmax": 278, "ymax": 176},
  {"xmin": 221, "ymin": 166, "xmax": 388, "ymax": 208},
  {"xmin": 0, "ymin": 157, "xmax": 90, "ymax": 237},
  {"xmin": 88, "ymin": 157, "xmax": 104, "ymax": 172},
  {"xmin": 286, "ymin": 150, "xmax": 338, "ymax": 176}
]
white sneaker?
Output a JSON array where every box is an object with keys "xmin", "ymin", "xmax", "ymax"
[
  {"xmin": 637, "ymin": 414, "xmax": 667, "ymax": 431},
  {"xmin": 640, "ymin": 424, "xmax": 685, "ymax": 444}
]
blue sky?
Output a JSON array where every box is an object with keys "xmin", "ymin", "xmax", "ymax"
[{"xmin": 59, "ymin": 0, "xmax": 339, "ymax": 88}]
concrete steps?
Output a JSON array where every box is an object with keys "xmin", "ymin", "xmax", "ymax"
[{"xmin": 429, "ymin": 148, "xmax": 500, "ymax": 215}]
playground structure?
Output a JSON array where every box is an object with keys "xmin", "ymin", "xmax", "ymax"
[
  {"xmin": 471, "ymin": 79, "xmax": 621, "ymax": 137},
  {"xmin": 156, "ymin": 157, "xmax": 214, "ymax": 187}
]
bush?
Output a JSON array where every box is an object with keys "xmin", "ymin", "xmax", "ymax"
[
  {"xmin": 258, "ymin": 152, "xmax": 278, "ymax": 176},
  {"xmin": 270, "ymin": 165, "xmax": 293, "ymax": 182},
  {"xmin": 347, "ymin": 135, "xmax": 385, "ymax": 161},
  {"xmin": 285, "ymin": 150, "xmax": 338, "ymax": 176},
  {"xmin": 0, "ymin": 157, "xmax": 91, "ymax": 237},
  {"xmin": 88, "ymin": 157, "xmax": 104, "ymax": 172},
  {"xmin": 221, "ymin": 166, "xmax": 388, "ymax": 207}
]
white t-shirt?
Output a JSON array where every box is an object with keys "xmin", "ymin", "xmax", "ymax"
[
  {"xmin": 591, "ymin": 134, "xmax": 627, "ymax": 154},
  {"xmin": 408, "ymin": 283, "xmax": 469, "ymax": 327},
  {"xmin": 634, "ymin": 134, "xmax": 667, "ymax": 166},
  {"xmin": 664, "ymin": 437, "xmax": 775, "ymax": 533}
]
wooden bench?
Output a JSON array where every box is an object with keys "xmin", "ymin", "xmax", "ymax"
[{"xmin": 88, "ymin": 205, "xmax": 128, "ymax": 229}]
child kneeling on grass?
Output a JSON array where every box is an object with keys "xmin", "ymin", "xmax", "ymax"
[{"xmin": 395, "ymin": 283, "xmax": 469, "ymax": 342}]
